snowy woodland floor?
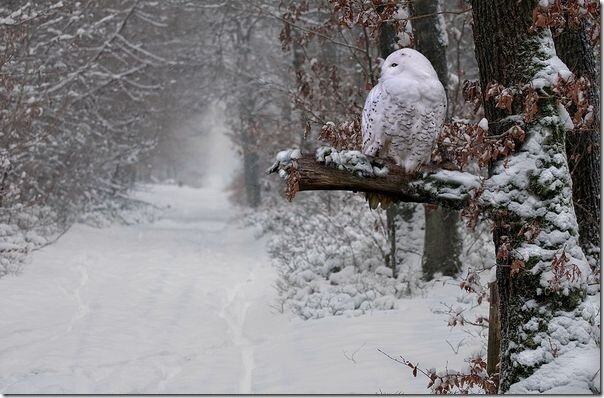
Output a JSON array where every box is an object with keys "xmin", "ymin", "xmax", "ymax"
[{"xmin": 0, "ymin": 183, "xmax": 490, "ymax": 394}]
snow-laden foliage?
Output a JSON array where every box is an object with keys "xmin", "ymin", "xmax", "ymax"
[
  {"xmin": 78, "ymin": 197, "xmax": 161, "ymax": 228},
  {"xmin": 247, "ymin": 192, "xmax": 424, "ymax": 319},
  {"xmin": 0, "ymin": 196, "xmax": 160, "ymax": 277},
  {"xmin": 0, "ymin": 206, "xmax": 59, "ymax": 277}
]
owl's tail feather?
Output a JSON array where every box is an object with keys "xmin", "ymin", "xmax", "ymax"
[{"xmin": 365, "ymin": 192, "xmax": 394, "ymax": 210}]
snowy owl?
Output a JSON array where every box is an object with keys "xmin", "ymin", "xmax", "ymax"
[{"xmin": 362, "ymin": 48, "xmax": 446, "ymax": 209}]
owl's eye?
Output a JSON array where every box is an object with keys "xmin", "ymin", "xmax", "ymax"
[{"xmin": 390, "ymin": 63, "xmax": 398, "ymax": 67}]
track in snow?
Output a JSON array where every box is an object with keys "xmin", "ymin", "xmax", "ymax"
[{"xmin": 0, "ymin": 184, "xmax": 479, "ymax": 394}]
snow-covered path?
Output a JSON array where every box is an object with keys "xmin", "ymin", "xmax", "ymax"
[{"xmin": 0, "ymin": 184, "xmax": 477, "ymax": 394}]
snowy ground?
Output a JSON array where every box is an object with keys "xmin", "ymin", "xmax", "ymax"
[{"xmin": 0, "ymin": 183, "xmax": 483, "ymax": 394}]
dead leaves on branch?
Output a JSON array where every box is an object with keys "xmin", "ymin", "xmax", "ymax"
[
  {"xmin": 553, "ymin": 75, "xmax": 596, "ymax": 129},
  {"xmin": 510, "ymin": 259, "xmax": 526, "ymax": 276},
  {"xmin": 460, "ymin": 179, "xmax": 485, "ymax": 231},
  {"xmin": 523, "ymin": 86, "xmax": 540, "ymax": 123},
  {"xmin": 496, "ymin": 231, "xmax": 583, "ymax": 290},
  {"xmin": 549, "ymin": 248, "xmax": 582, "ymax": 291},
  {"xmin": 332, "ymin": 0, "xmax": 408, "ymax": 32},
  {"xmin": 485, "ymin": 82, "xmax": 514, "ymax": 114},
  {"xmin": 484, "ymin": 81, "xmax": 539, "ymax": 123},
  {"xmin": 444, "ymin": 73, "xmax": 595, "ymax": 172},
  {"xmin": 462, "ymin": 80, "xmax": 482, "ymax": 114},
  {"xmin": 531, "ymin": 0, "xmax": 600, "ymax": 46},
  {"xmin": 459, "ymin": 270, "xmax": 488, "ymax": 305},
  {"xmin": 379, "ymin": 349, "xmax": 496, "ymax": 394},
  {"xmin": 285, "ymin": 166, "xmax": 300, "ymax": 202},
  {"xmin": 319, "ymin": 119, "xmax": 362, "ymax": 150},
  {"xmin": 432, "ymin": 121, "xmax": 526, "ymax": 171},
  {"xmin": 519, "ymin": 220, "xmax": 541, "ymax": 243},
  {"xmin": 279, "ymin": 0, "xmax": 412, "ymax": 52}
]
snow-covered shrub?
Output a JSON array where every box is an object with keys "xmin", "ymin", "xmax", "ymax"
[
  {"xmin": 0, "ymin": 195, "xmax": 159, "ymax": 278},
  {"xmin": 0, "ymin": 222, "xmax": 29, "ymax": 278},
  {"xmin": 0, "ymin": 205, "xmax": 59, "ymax": 277},
  {"xmin": 248, "ymin": 191, "xmax": 425, "ymax": 319},
  {"xmin": 78, "ymin": 196, "xmax": 160, "ymax": 228}
]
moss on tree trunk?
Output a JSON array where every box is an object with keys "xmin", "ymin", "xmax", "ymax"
[{"xmin": 471, "ymin": 0, "xmax": 592, "ymax": 392}]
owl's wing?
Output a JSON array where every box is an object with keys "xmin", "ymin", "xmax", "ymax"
[
  {"xmin": 361, "ymin": 84, "xmax": 385, "ymax": 156},
  {"xmin": 405, "ymin": 80, "xmax": 447, "ymax": 168},
  {"xmin": 417, "ymin": 80, "xmax": 447, "ymax": 142},
  {"xmin": 378, "ymin": 76, "xmax": 446, "ymax": 171}
]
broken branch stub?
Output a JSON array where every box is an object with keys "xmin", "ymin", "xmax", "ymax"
[{"xmin": 268, "ymin": 147, "xmax": 482, "ymax": 209}]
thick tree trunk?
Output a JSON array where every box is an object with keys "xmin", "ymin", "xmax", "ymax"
[
  {"xmin": 413, "ymin": 0, "xmax": 462, "ymax": 280},
  {"xmin": 236, "ymin": 22, "xmax": 261, "ymax": 208},
  {"xmin": 471, "ymin": 0, "xmax": 592, "ymax": 392},
  {"xmin": 378, "ymin": 14, "xmax": 401, "ymax": 278},
  {"xmin": 412, "ymin": 0, "xmax": 448, "ymax": 97},
  {"xmin": 554, "ymin": 25, "xmax": 601, "ymax": 268},
  {"xmin": 422, "ymin": 205, "xmax": 462, "ymax": 279}
]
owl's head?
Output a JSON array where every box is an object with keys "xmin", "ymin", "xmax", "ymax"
[{"xmin": 379, "ymin": 48, "xmax": 439, "ymax": 81}]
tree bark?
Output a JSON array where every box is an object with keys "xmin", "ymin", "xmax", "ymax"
[
  {"xmin": 378, "ymin": 12, "xmax": 401, "ymax": 278},
  {"xmin": 236, "ymin": 21, "xmax": 261, "ymax": 208},
  {"xmin": 471, "ymin": 0, "xmax": 591, "ymax": 392},
  {"xmin": 413, "ymin": 0, "xmax": 462, "ymax": 280},
  {"xmin": 242, "ymin": 132, "xmax": 261, "ymax": 208},
  {"xmin": 486, "ymin": 281, "xmax": 501, "ymax": 391},
  {"xmin": 268, "ymin": 150, "xmax": 481, "ymax": 209},
  {"xmin": 412, "ymin": 0, "xmax": 448, "ymax": 97},
  {"xmin": 554, "ymin": 24, "xmax": 601, "ymax": 267},
  {"xmin": 422, "ymin": 205, "xmax": 462, "ymax": 279}
]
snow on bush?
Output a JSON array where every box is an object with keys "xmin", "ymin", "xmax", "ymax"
[
  {"xmin": 250, "ymin": 178, "xmax": 498, "ymax": 322},
  {"xmin": 0, "ymin": 195, "xmax": 160, "ymax": 278},
  {"xmin": 248, "ymin": 192, "xmax": 425, "ymax": 319},
  {"xmin": 0, "ymin": 222, "xmax": 30, "ymax": 277},
  {"xmin": 78, "ymin": 196, "xmax": 160, "ymax": 227},
  {"xmin": 0, "ymin": 205, "xmax": 58, "ymax": 277}
]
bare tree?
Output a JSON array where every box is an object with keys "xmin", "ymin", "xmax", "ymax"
[{"xmin": 412, "ymin": 0, "xmax": 462, "ymax": 280}]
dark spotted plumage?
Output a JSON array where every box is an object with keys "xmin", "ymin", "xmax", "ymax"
[{"xmin": 361, "ymin": 48, "xmax": 447, "ymax": 209}]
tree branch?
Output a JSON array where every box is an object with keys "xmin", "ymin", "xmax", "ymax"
[{"xmin": 268, "ymin": 147, "xmax": 483, "ymax": 209}]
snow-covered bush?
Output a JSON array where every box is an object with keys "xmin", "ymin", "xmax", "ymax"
[
  {"xmin": 0, "ymin": 195, "xmax": 159, "ymax": 278},
  {"xmin": 78, "ymin": 196, "xmax": 160, "ymax": 228},
  {"xmin": 0, "ymin": 222, "xmax": 30, "ymax": 277},
  {"xmin": 0, "ymin": 205, "xmax": 59, "ymax": 277},
  {"xmin": 248, "ymin": 191, "xmax": 425, "ymax": 319}
]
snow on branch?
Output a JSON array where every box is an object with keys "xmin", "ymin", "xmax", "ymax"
[{"xmin": 267, "ymin": 147, "xmax": 482, "ymax": 209}]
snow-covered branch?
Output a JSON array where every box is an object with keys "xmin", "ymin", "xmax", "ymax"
[{"xmin": 268, "ymin": 147, "xmax": 482, "ymax": 209}]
